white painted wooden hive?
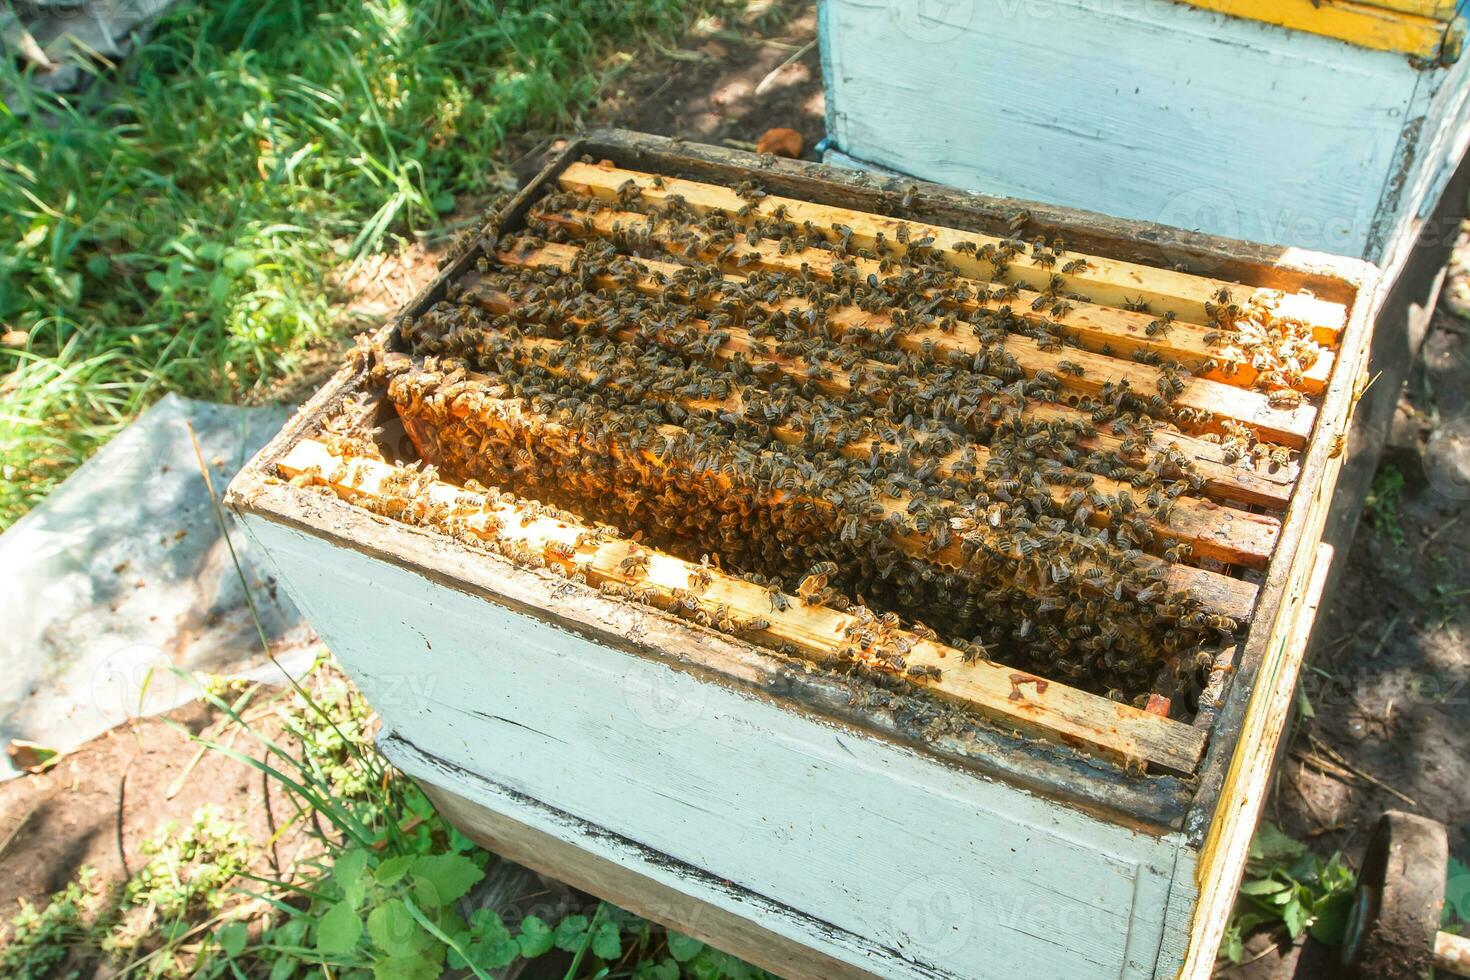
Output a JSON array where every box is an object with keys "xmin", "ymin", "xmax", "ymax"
[
  {"xmin": 818, "ymin": 0, "xmax": 1470, "ymax": 272},
  {"xmin": 227, "ymin": 131, "xmax": 1382, "ymax": 979}
]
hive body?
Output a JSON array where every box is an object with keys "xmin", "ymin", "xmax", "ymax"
[{"xmin": 227, "ymin": 132, "xmax": 1380, "ymax": 978}]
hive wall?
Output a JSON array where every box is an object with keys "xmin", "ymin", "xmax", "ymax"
[
  {"xmin": 818, "ymin": 0, "xmax": 1469, "ymax": 263},
  {"xmin": 238, "ymin": 509, "xmax": 1201, "ymax": 980}
]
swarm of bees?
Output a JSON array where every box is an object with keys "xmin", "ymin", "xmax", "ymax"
[
  {"xmin": 337, "ymin": 176, "xmax": 1324, "ymax": 710},
  {"xmin": 1200, "ymin": 286, "xmax": 1325, "ymax": 393}
]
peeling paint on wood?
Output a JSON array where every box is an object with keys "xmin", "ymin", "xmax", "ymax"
[
  {"xmin": 240, "ymin": 511, "xmax": 1195, "ymax": 979},
  {"xmin": 819, "ymin": 0, "xmax": 1470, "ymax": 264}
]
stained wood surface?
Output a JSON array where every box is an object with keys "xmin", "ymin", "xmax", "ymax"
[
  {"xmin": 221, "ymin": 130, "xmax": 1386, "ymax": 979},
  {"xmin": 1360, "ymin": 0, "xmax": 1459, "ymax": 21},
  {"xmin": 524, "ymin": 214, "xmax": 1321, "ymax": 447},
  {"xmin": 1179, "ymin": 235, "xmax": 1380, "ymax": 974},
  {"xmin": 236, "ymin": 504, "xmax": 1194, "ymax": 980},
  {"xmin": 516, "ymin": 236, "xmax": 1332, "ymax": 393},
  {"xmin": 278, "ymin": 438, "xmax": 1208, "ymax": 773},
  {"xmin": 818, "ymin": 0, "xmax": 1427, "ymax": 260},
  {"xmin": 410, "ymin": 765, "xmax": 882, "ymax": 980},
  {"xmin": 392, "ymin": 379, "xmax": 1255, "ymax": 621},
  {"xmin": 1171, "ymin": 0, "xmax": 1462, "ymax": 57},
  {"xmin": 1180, "ymin": 544, "xmax": 1334, "ymax": 978}
]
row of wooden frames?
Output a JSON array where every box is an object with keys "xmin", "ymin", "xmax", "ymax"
[{"xmin": 278, "ymin": 161, "xmax": 1352, "ymax": 779}]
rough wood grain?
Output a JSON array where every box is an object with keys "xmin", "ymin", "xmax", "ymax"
[
  {"xmin": 1179, "ymin": 543, "xmax": 1333, "ymax": 978},
  {"xmin": 235, "ymin": 505, "xmax": 1193, "ymax": 980},
  {"xmin": 409, "ymin": 764, "xmax": 883, "ymax": 980},
  {"xmin": 1171, "ymin": 0, "xmax": 1460, "ymax": 57},
  {"xmin": 220, "ymin": 129, "xmax": 1384, "ymax": 980},
  {"xmin": 475, "ymin": 245, "xmax": 1300, "ymax": 508},
  {"xmin": 818, "ymin": 0, "xmax": 1423, "ymax": 261}
]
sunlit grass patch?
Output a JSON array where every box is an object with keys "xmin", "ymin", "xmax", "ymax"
[{"xmin": 1, "ymin": 0, "xmax": 720, "ymax": 527}]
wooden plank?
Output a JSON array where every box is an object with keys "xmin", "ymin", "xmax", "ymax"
[
  {"xmin": 1170, "ymin": 0, "xmax": 1460, "ymax": 59},
  {"xmin": 1180, "ymin": 230, "xmax": 1379, "ymax": 973},
  {"xmin": 818, "ymin": 3, "xmax": 1418, "ymax": 261},
  {"xmin": 1178, "ymin": 543, "xmax": 1333, "ymax": 977},
  {"xmin": 277, "ymin": 438, "xmax": 1208, "ymax": 772},
  {"xmin": 237, "ymin": 450, "xmax": 1200, "ymax": 833},
  {"xmin": 246, "ymin": 503, "xmax": 1189, "ymax": 979},
  {"xmin": 1370, "ymin": 33, "xmax": 1470, "ymax": 270},
  {"xmin": 530, "ymin": 211, "xmax": 1320, "ymax": 447},
  {"xmin": 219, "ymin": 128, "xmax": 1384, "ymax": 980},
  {"xmin": 1360, "ymin": 0, "xmax": 1459, "ymax": 21},
  {"xmin": 496, "ymin": 238, "xmax": 1333, "ymax": 396},
  {"xmin": 555, "ymin": 161, "xmax": 1349, "ymax": 337},
  {"xmin": 460, "ymin": 292, "xmax": 1282, "ymax": 570}
]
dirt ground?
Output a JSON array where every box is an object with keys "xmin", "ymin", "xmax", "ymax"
[
  {"xmin": 0, "ymin": 693, "xmax": 312, "ymax": 935},
  {"xmin": 3, "ymin": 2, "xmax": 1467, "ymax": 975},
  {"xmin": 1281, "ymin": 305, "xmax": 1470, "ymax": 867}
]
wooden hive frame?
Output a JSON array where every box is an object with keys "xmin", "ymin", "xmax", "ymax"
[{"xmin": 226, "ymin": 131, "xmax": 1380, "ymax": 979}]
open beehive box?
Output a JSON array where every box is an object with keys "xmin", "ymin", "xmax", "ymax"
[{"xmin": 227, "ymin": 131, "xmax": 1380, "ymax": 979}]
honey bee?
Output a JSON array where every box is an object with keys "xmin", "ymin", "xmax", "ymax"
[
  {"xmin": 619, "ymin": 550, "xmax": 651, "ymax": 576},
  {"xmin": 1146, "ymin": 311, "xmax": 1176, "ymax": 338},
  {"xmin": 1267, "ymin": 389, "xmax": 1303, "ymax": 410}
]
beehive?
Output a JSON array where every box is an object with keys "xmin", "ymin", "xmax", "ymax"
[
  {"xmin": 228, "ymin": 131, "xmax": 1380, "ymax": 979},
  {"xmin": 819, "ymin": 0, "xmax": 1470, "ymax": 270}
]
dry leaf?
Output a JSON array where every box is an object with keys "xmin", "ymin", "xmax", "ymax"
[
  {"xmin": 755, "ymin": 127, "xmax": 803, "ymax": 159},
  {"xmin": 7, "ymin": 739, "xmax": 59, "ymax": 774}
]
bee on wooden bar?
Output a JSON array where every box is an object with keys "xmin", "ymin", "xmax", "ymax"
[
  {"xmin": 1267, "ymin": 388, "xmax": 1304, "ymax": 410},
  {"xmin": 619, "ymin": 549, "xmax": 652, "ymax": 577},
  {"xmin": 1146, "ymin": 311, "xmax": 1176, "ymax": 338}
]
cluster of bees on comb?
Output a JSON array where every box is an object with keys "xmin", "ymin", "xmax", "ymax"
[{"xmin": 348, "ymin": 163, "xmax": 1323, "ymax": 709}]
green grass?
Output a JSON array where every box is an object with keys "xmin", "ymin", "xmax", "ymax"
[
  {"xmin": 0, "ymin": 0, "xmax": 721, "ymax": 528},
  {"xmin": 1221, "ymin": 822, "xmax": 1356, "ymax": 963},
  {"xmin": 1363, "ymin": 462, "xmax": 1407, "ymax": 546}
]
